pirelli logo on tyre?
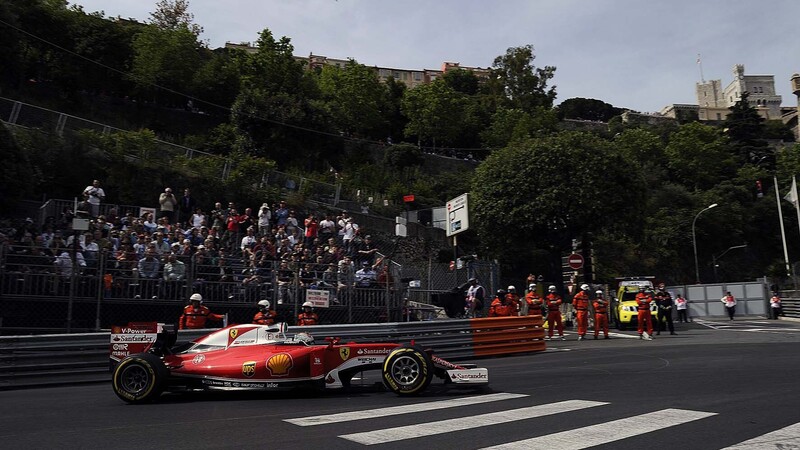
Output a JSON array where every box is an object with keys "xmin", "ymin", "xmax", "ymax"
[{"xmin": 242, "ymin": 361, "xmax": 256, "ymax": 378}]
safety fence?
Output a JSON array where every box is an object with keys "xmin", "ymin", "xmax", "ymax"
[
  {"xmin": 0, "ymin": 247, "xmax": 414, "ymax": 331},
  {"xmin": 0, "ymin": 316, "xmax": 545, "ymax": 390},
  {"xmin": 666, "ymin": 280, "xmax": 769, "ymax": 318}
]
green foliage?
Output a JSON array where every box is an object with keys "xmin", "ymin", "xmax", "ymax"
[
  {"xmin": 556, "ymin": 98, "xmax": 621, "ymax": 122},
  {"xmin": 471, "ymin": 132, "xmax": 643, "ymax": 268},
  {"xmin": 400, "ymin": 80, "xmax": 468, "ymax": 146},
  {"xmin": 665, "ymin": 122, "xmax": 736, "ymax": 190},
  {"xmin": 485, "ymin": 45, "xmax": 557, "ymax": 113},
  {"xmin": 317, "ymin": 60, "xmax": 389, "ymax": 138},
  {"xmin": 481, "ymin": 107, "xmax": 557, "ymax": 148},
  {"xmin": 131, "ymin": 25, "xmax": 203, "ymax": 105}
]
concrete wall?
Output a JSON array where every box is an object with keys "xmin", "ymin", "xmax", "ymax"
[{"xmin": 666, "ymin": 279, "xmax": 768, "ymax": 318}]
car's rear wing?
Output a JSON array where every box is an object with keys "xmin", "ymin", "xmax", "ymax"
[{"xmin": 109, "ymin": 322, "xmax": 177, "ymax": 368}]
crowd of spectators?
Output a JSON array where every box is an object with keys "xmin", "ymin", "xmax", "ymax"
[{"xmin": 0, "ymin": 183, "xmax": 393, "ymax": 304}]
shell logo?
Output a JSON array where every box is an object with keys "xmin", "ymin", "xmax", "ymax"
[{"xmin": 266, "ymin": 353, "xmax": 293, "ymax": 376}]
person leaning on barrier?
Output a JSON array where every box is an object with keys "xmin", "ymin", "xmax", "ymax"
[
  {"xmin": 179, "ymin": 293, "xmax": 224, "ymax": 330},
  {"xmin": 770, "ymin": 292, "xmax": 782, "ymax": 319},
  {"xmin": 297, "ymin": 301, "xmax": 319, "ymax": 326},
  {"xmin": 253, "ymin": 299, "xmax": 277, "ymax": 325},
  {"xmin": 465, "ymin": 278, "xmax": 486, "ymax": 318},
  {"xmin": 489, "ymin": 289, "xmax": 514, "ymax": 317}
]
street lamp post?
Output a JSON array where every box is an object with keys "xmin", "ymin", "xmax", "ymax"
[
  {"xmin": 692, "ymin": 203, "xmax": 719, "ymax": 284},
  {"xmin": 712, "ymin": 244, "xmax": 747, "ymax": 282}
]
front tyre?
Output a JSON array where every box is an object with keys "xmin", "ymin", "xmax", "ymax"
[
  {"xmin": 382, "ymin": 346, "xmax": 434, "ymax": 396},
  {"xmin": 112, "ymin": 353, "xmax": 168, "ymax": 404}
]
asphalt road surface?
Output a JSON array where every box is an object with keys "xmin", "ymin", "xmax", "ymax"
[{"xmin": 2, "ymin": 317, "xmax": 800, "ymax": 449}]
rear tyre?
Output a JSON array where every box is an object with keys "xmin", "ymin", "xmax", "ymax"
[
  {"xmin": 382, "ymin": 345, "xmax": 434, "ymax": 396},
  {"xmin": 112, "ymin": 353, "xmax": 168, "ymax": 404}
]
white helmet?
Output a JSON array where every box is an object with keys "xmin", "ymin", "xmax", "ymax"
[
  {"xmin": 548, "ymin": 285, "xmax": 556, "ymax": 292},
  {"xmin": 596, "ymin": 290, "xmax": 604, "ymax": 296},
  {"xmin": 507, "ymin": 285, "xmax": 516, "ymax": 292},
  {"xmin": 302, "ymin": 301, "xmax": 314, "ymax": 308},
  {"xmin": 529, "ymin": 283, "xmax": 536, "ymax": 290},
  {"xmin": 581, "ymin": 284, "xmax": 589, "ymax": 291},
  {"xmin": 258, "ymin": 299, "xmax": 270, "ymax": 309},
  {"xmin": 189, "ymin": 293, "xmax": 203, "ymax": 303}
]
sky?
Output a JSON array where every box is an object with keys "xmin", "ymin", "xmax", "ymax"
[{"xmin": 72, "ymin": 0, "xmax": 800, "ymax": 113}]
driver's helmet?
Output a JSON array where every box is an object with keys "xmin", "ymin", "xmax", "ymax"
[{"xmin": 294, "ymin": 332, "xmax": 314, "ymax": 344}]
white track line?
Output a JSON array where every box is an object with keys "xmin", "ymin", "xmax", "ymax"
[
  {"xmin": 722, "ymin": 422, "xmax": 800, "ymax": 449},
  {"xmin": 339, "ymin": 400, "xmax": 607, "ymax": 445},
  {"xmin": 481, "ymin": 408, "xmax": 716, "ymax": 450},
  {"xmin": 284, "ymin": 392, "xmax": 528, "ymax": 426}
]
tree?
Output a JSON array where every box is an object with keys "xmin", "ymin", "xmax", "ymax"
[
  {"xmin": 149, "ymin": 0, "xmax": 203, "ymax": 37},
  {"xmin": 485, "ymin": 45, "xmax": 556, "ymax": 113},
  {"xmin": 556, "ymin": 98, "xmax": 621, "ymax": 122},
  {"xmin": 442, "ymin": 68, "xmax": 479, "ymax": 95},
  {"xmin": 480, "ymin": 107, "xmax": 557, "ymax": 148},
  {"xmin": 665, "ymin": 122, "xmax": 736, "ymax": 190},
  {"xmin": 317, "ymin": 60, "xmax": 389, "ymax": 139},
  {"xmin": 401, "ymin": 79, "xmax": 468, "ymax": 147},
  {"xmin": 471, "ymin": 132, "xmax": 642, "ymax": 278}
]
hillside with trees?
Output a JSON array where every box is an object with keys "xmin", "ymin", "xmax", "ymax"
[{"xmin": 1, "ymin": 0, "xmax": 799, "ymax": 286}]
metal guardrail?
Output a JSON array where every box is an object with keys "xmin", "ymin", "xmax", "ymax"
[{"xmin": 0, "ymin": 316, "xmax": 544, "ymax": 390}]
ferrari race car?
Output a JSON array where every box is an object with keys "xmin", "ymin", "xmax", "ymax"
[{"xmin": 110, "ymin": 322, "xmax": 489, "ymax": 403}]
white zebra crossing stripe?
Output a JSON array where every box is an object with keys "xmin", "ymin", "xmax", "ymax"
[
  {"xmin": 481, "ymin": 408, "xmax": 716, "ymax": 450},
  {"xmin": 722, "ymin": 422, "xmax": 800, "ymax": 448},
  {"xmin": 339, "ymin": 399, "xmax": 608, "ymax": 445},
  {"xmin": 284, "ymin": 392, "xmax": 528, "ymax": 426}
]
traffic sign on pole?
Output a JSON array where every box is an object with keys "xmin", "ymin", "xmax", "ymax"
[{"xmin": 567, "ymin": 253, "xmax": 584, "ymax": 270}]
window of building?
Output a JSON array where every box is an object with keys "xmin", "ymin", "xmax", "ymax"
[
  {"xmin": 414, "ymin": 72, "xmax": 422, "ymax": 81},
  {"xmin": 716, "ymin": 113, "xmax": 722, "ymax": 120}
]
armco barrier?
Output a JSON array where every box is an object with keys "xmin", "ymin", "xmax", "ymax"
[{"xmin": 0, "ymin": 317, "xmax": 546, "ymax": 390}]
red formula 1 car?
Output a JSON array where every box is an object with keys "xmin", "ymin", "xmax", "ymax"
[{"xmin": 110, "ymin": 322, "xmax": 489, "ymax": 403}]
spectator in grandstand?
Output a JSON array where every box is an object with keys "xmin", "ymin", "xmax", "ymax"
[
  {"xmin": 142, "ymin": 213, "xmax": 157, "ymax": 234},
  {"xmin": 210, "ymin": 202, "xmax": 226, "ymax": 230},
  {"xmin": 275, "ymin": 200, "xmax": 289, "ymax": 226},
  {"xmin": 222, "ymin": 208, "xmax": 240, "ymax": 253},
  {"xmin": 239, "ymin": 207, "xmax": 254, "ymax": 234},
  {"xmin": 355, "ymin": 234, "xmax": 378, "ymax": 265},
  {"xmin": 158, "ymin": 187, "xmax": 178, "ymax": 223},
  {"xmin": 54, "ymin": 246, "xmax": 86, "ymax": 278},
  {"xmin": 177, "ymin": 188, "xmax": 196, "ymax": 226},
  {"xmin": 163, "ymin": 254, "xmax": 186, "ymax": 281},
  {"xmin": 241, "ymin": 226, "xmax": 258, "ymax": 257},
  {"xmin": 188, "ymin": 227, "xmax": 204, "ymax": 247},
  {"xmin": 190, "ymin": 207, "xmax": 206, "ymax": 230},
  {"xmin": 342, "ymin": 217, "xmax": 359, "ymax": 253},
  {"xmin": 304, "ymin": 213, "xmax": 318, "ymax": 247},
  {"xmin": 258, "ymin": 203, "xmax": 272, "ymax": 236},
  {"xmin": 285, "ymin": 210, "xmax": 299, "ymax": 236},
  {"xmin": 137, "ymin": 248, "xmax": 160, "ymax": 279},
  {"xmin": 82, "ymin": 179, "xmax": 106, "ymax": 218},
  {"xmin": 82, "ymin": 232, "xmax": 100, "ymax": 272},
  {"xmin": 152, "ymin": 232, "xmax": 170, "ymax": 255},
  {"xmin": 318, "ymin": 214, "xmax": 336, "ymax": 243},
  {"xmin": 58, "ymin": 206, "xmax": 75, "ymax": 230},
  {"xmin": 337, "ymin": 255, "xmax": 355, "ymax": 289},
  {"xmin": 355, "ymin": 261, "xmax": 377, "ymax": 287}
]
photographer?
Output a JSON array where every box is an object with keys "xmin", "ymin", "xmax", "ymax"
[
  {"xmin": 158, "ymin": 187, "xmax": 178, "ymax": 223},
  {"xmin": 82, "ymin": 180, "xmax": 106, "ymax": 218}
]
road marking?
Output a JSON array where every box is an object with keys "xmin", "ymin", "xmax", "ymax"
[
  {"xmin": 339, "ymin": 399, "xmax": 607, "ymax": 445},
  {"xmin": 480, "ymin": 408, "xmax": 716, "ymax": 449},
  {"xmin": 722, "ymin": 422, "xmax": 800, "ymax": 448},
  {"xmin": 284, "ymin": 392, "xmax": 528, "ymax": 426}
]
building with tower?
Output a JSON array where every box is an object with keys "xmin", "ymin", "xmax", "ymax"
[{"xmin": 661, "ymin": 64, "xmax": 783, "ymax": 122}]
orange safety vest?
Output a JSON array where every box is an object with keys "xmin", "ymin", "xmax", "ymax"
[
  {"xmin": 573, "ymin": 291, "xmax": 590, "ymax": 311},
  {"xmin": 545, "ymin": 293, "xmax": 562, "ymax": 312},
  {"xmin": 297, "ymin": 312, "xmax": 318, "ymax": 326},
  {"xmin": 635, "ymin": 293, "xmax": 653, "ymax": 311},
  {"xmin": 179, "ymin": 305, "xmax": 224, "ymax": 330},
  {"xmin": 253, "ymin": 309, "xmax": 277, "ymax": 325}
]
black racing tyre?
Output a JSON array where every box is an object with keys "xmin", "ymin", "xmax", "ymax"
[
  {"xmin": 382, "ymin": 345, "xmax": 434, "ymax": 396},
  {"xmin": 112, "ymin": 353, "xmax": 168, "ymax": 404}
]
